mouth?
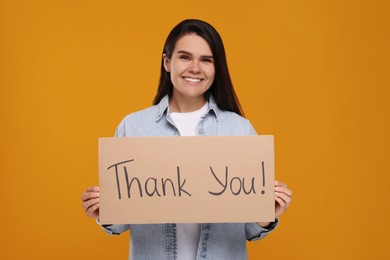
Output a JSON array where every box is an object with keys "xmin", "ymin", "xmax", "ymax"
[{"xmin": 183, "ymin": 77, "xmax": 203, "ymax": 84}]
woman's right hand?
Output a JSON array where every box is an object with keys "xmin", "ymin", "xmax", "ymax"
[{"xmin": 81, "ymin": 186, "xmax": 100, "ymax": 219}]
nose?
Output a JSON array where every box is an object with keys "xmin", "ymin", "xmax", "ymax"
[{"xmin": 189, "ymin": 60, "xmax": 200, "ymax": 73}]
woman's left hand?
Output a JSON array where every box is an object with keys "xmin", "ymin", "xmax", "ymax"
[{"xmin": 274, "ymin": 180, "xmax": 292, "ymax": 218}]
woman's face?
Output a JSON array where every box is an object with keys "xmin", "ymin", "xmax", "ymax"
[{"xmin": 164, "ymin": 33, "xmax": 215, "ymax": 105}]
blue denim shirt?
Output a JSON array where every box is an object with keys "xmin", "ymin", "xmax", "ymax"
[{"xmin": 99, "ymin": 94, "xmax": 278, "ymax": 260}]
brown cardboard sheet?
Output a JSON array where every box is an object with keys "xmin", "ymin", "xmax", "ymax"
[{"xmin": 99, "ymin": 135, "xmax": 275, "ymax": 224}]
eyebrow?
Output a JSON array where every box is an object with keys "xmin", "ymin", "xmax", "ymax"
[{"xmin": 177, "ymin": 50, "xmax": 214, "ymax": 59}]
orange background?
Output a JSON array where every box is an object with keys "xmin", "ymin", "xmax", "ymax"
[{"xmin": 1, "ymin": 0, "xmax": 389, "ymax": 259}]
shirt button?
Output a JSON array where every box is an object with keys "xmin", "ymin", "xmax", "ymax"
[{"xmin": 202, "ymin": 242, "xmax": 207, "ymax": 247}]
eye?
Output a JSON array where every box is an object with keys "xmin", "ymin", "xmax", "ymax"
[
  {"xmin": 202, "ymin": 57, "xmax": 213, "ymax": 63},
  {"xmin": 179, "ymin": 55, "xmax": 191, "ymax": 60}
]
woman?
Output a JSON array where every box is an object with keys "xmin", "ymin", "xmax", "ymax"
[{"xmin": 82, "ymin": 19, "xmax": 292, "ymax": 260}]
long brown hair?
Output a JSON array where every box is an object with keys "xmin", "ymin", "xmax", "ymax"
[{"xmin": 153, "ymin": 19, "xmax": 244, "ymax": 116}]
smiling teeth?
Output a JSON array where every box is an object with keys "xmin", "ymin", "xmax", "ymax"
[{"xmin": 184, "ymin": 77, "xmax": 201, "ymax": 83}]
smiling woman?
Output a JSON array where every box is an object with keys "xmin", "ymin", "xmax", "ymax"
[
  {"xmin": 81, "ymin": 19, "xmax": 292, "ymax": 260},
  {"xmin": 154, "ymin": 19, "xmax": 245, "ymax": 118}
]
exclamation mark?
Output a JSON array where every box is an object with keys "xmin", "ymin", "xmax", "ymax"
[{"xmin": 261, "ymin": 161, "xmax": 265, "ymax": 194}]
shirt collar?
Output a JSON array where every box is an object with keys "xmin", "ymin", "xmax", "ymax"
[{"xmin": 155, "ymin": 94, "xmax": 220, "ymax": 122}]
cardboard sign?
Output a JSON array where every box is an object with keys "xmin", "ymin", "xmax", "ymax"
[{"xmin": 99, "ymin": 136, "xmax": 275, "ymax": 224}]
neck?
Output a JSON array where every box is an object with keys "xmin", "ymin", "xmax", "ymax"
[{"xmin": 169, "ymin": 94, "xmax": 207, "ymax": 113}]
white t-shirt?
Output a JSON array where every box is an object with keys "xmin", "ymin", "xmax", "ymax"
[
  {"xmin": 169, "ymin": 102, "xmax": 208, "ymax": 137},
  {"xmin": 169, "ymin": 102, "xmax": 209, "ymax": 260}
]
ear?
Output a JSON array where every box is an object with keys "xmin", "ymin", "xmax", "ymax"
[{"xmin": 163, "ymin": 53, "xmax": 170, "ymax": 72}]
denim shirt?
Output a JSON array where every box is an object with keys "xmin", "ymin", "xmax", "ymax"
[{"xmin": 99, "ymin": 94, "xmax": 278, "ymax": 260}]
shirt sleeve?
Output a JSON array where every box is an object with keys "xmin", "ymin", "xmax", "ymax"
[
  {"xmin": 114, "ymin": 121, "xmax": 125, "ymax": 137},
  {"xmin": 245, "ymin": 218, "xmax": 279, "ymax": 241},
  {"xmin": 96, "ymin": 219, "xmax": 130, "ymax": 235},
  {"xmin": 246, "ymin": 120, "xmax": 258, "ymax": 136}
]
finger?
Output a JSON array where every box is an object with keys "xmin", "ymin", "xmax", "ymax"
[
  {"xmin": 275, "ymin": 196, "xmax": 287, "ymax": 209},
  {"xmin": 83, "ymin": 198, "xmax": 100, "ymax": 211},
  {"xmin": 275, "ymin": 186, "xmax": 292, "ymax": 197},
  {"xmin": 275, "ymin": 191, "xmax": 291, "ymax": 206},
  {"xmin": 275, "ymin": 181, "xmax": 288, "ymax": 188},
  {"xmin": 275, "ymin": 193, "xmax": 291, "ymax": 212},
  {"xmin": 86, "ymin": 186, "xmax": 99, "ymax": 192},
  {"xmin": 81, "ymin": 191, "xmax": 100, "ymax": 202},
  {"xmin": 81, "ymin": 186, "xmax": 99, "ymax": 199},
  {"xmin": 86, "ymin": 202, "xmax": 100, "ymax": 218}
]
